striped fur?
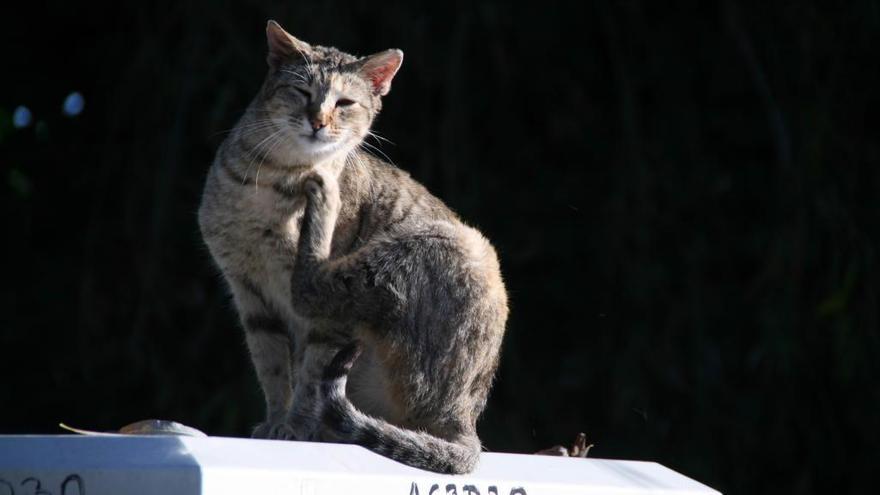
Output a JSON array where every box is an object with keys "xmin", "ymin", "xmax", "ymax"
[
  {"xmin": 319, "ymin": 344, "xmax": 481, "ymax": 474},
  {"xmin": 198, "ymin": 21, "xmax": 508, "ymax": 474}
]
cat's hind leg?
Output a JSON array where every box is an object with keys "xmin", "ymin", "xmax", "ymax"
[
  {"xmin": 289, "ymin": 171, "xmax": 384, "ymax": 322},
  {"xmin": 317, "ymin": 344, "xmax": 482, "ymax": 474}
]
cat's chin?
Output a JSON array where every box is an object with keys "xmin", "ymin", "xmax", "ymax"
[{"xmin": 294, "ymin": 135, "xmax": 350, "ymax": 162}]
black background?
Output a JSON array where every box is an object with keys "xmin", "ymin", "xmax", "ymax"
[{"xmin": 2, "ymin": 1, "xmax": 878, "ymax": 493}]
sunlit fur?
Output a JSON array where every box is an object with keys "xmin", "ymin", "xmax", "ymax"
[
  {"xmin": 199, "ymin": 21, "xmax": 508, "ymax": 475},
  {"xmin": 238, "ymin": 46, "xmax": 382, "ymax": 170}
]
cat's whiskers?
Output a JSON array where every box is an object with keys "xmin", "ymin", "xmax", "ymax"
[
  {"xmin": 243, "ymin": 126, "xmax": 283, "ymax": 162},
  {"xmin": 234, "ymin": 117, "xmax": 286, "ymax": 138},
  {"xmin": 346, "ymin": 148, "xmax": 369, "ymax": 177},
  {"xmin": 237, "ymin": 118, "xmax": 282, "ymax": 130},
  {"xmin": 234, "ymin": 121, "xmax": 283, "ymax": 141},
  {"xmin": 358, "ymin": 140, "xmax": 395, "ymax": 166},
  {"xmin": 243, "ymin": 127, "xmax": 286, "ymax": 186},
  {"xmin": 212, "ymin": 118, "xmax": 278, "ymax": 137},
  {"xmin": 237, "ymin": 126, "xmax": 283, "ymax": 147},
  {"xmin": 254, "ymin": 128, "xmax": 290, "ymax": 190},
  {"xmin": 353, "ymin": 146, "xmax": 367, "ymax": 167},
  {"xmin": 344, "ymin": 148, "xmax": 358, "ymax": 169},
  {"xmin": 366, "ymin": 130, "xmax": 395, "ymax": 146}
]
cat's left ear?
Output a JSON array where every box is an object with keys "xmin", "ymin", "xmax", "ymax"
[
  {"xmin": 266, "ymin": 20, "xmax": 312, "ymax": 68},
  {"xmin": 356, "ymin": 49, "xmax": 404, "ymax": 96}
]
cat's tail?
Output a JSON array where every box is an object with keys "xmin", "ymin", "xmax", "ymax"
[{"xmin": 319, "ymin": 343, "xmax": 481, "ymax": 474}]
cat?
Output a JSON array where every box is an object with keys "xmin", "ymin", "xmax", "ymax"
[{"xmin": 198, "ymin": 20, "xmax": 508, "ymax": 474}]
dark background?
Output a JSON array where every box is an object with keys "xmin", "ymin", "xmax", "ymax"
[{"xmin": 2, "ymin": 1, "xmax": 877, "ymax": 493}]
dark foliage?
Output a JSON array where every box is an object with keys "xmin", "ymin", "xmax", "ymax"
[{"xmin": 1, "ymin": 1, "xmax": 877, "ymax": 493}]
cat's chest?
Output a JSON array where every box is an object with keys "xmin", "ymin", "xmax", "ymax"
[
  {"xmin": 201, "ymin": 179, "xmax": 304, "ymax": 286},
  {"xmin": 241, "ymin": 189, "xmax": 307, "ymax": 263},
  {"xmin": 221, "ymin": 184, "xmax": 357, "ymax": 279}
]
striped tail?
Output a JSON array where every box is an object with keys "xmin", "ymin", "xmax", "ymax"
[{"xmin": 319, "ymin": 343, "xmax": 481, "ymax": 474}]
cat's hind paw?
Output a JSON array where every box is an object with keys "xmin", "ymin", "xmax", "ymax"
[{"xmin": 251, "ymin": 421, "xmax": 296, "ymax": 440}]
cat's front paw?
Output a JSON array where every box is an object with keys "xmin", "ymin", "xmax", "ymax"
[{"xmin": 303, "ymin": 170, "xmax": 341, "ymax": 212}]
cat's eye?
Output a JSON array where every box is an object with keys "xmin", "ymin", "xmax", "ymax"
[
  {"xmin": 293, "ymin": 87, "xmax": 311, "ymax": 100},
  {"xmin": 336, "ymin": 98, "xmax": 356, "ymax": 108}
]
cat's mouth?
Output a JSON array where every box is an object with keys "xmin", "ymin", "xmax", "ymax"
[
  {"xmin": 301, "ymin": 133, "xmax": 329, "ymax": 142},
  {"xmin": 300, "ymin": 133, "xmax": 337, "ymax": 147},
  {"xmin": 297, "ymin": 132, "xmax": 344, "ymax": 156}
]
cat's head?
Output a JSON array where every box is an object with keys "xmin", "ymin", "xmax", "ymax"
[{"xmin": 251, "ymin": 20, "xmax": 402, "ymax": 166}]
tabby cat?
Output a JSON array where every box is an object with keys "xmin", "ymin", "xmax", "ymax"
[{"xmin": 198, "ymin": 20, "xmax": 508, "ymax": 474}]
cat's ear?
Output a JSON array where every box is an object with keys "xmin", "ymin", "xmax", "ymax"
[
  {"xmin": 357, "ymin": 49, "xmax": 404, "ymax": 96},
  {"xmin": 266, "ymin": 20, "xmax": 312, "ymax": 68}
]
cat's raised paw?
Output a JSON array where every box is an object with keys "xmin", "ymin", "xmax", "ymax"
[
  {"xmin": 302, "ymin": 170, "xmax": 341, "ymax": 210},
  {"xmin": 303, "ymin": 177, "xmax": 324, "ymax": 199}
]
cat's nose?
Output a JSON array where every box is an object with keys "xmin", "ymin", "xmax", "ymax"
[{"xmin": 310, "ymin": 117, "xmax": 327, "ymax": 132}]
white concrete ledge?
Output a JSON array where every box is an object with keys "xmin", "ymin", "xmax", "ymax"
[{"xmin": 0, "ymin": 435, "xmax": 720, "ymax": 495}]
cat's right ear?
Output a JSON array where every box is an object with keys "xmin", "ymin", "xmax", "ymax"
[
  {"xmin": 266, "ymin": 20, "xmax": 312, "ymax": 69},
  {"xmin": 356, "ymin": 49, "xmax": 404, "ymax": 96}
]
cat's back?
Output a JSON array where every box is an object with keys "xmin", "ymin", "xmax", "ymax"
[{"xmin": 357, "ymin": 155, "xmax": 460, "ymax": 229}]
